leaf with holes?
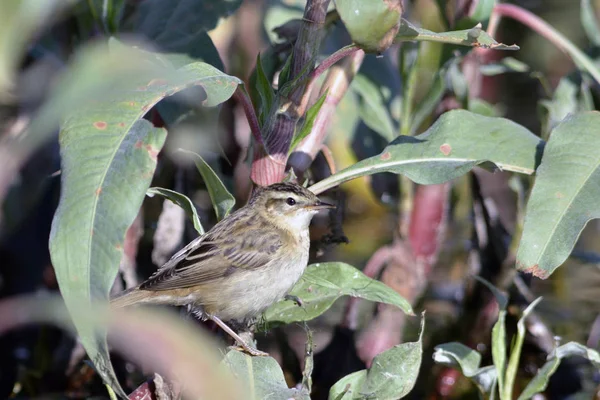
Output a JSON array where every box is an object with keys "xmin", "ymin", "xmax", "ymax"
[
  {"xmin": 262, "ymin": 262, "xmax": 413, "ymax": 326},
  {"xmin": 329, "ymin": 314, "xmax": 424, "ymax": 399},
  {"xmin": 517, "ymin": 112, "xmax": 600, "ymax": 278},
  {"xmin": 49, "ymin": 41, "xmax": 240, "ymax": 395},
  {"xmin": 310, "ymin": 110, "xmax": 543, "ymax": 195},
  {"xmin": 221, "ymin": 349, "xmax": 310, "ymax": 400},
  {"xmin": 395, "ymin": 18, "xmax": 519, "ymax": 50}
]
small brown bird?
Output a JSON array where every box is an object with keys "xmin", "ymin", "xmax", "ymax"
[{"xmin": 111, "ymin": 182, "xmax": 334, "ymax": 356}]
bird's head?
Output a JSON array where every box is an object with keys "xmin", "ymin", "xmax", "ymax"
[{"xmin": 249, "ymin": 182, "xmax": 334, "ymax": 230}]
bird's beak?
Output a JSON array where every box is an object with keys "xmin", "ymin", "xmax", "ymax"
[{"xmin": 305, "ymin": 200, "xmax": 335, "ymax": 210}]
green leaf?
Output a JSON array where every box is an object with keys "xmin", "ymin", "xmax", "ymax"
[
  {"xmin": 222, "ymin": 349, "xmax": 310, "ymax": 400},
  {"xmin": 538, "ymin": 76, "xmax": 592, "ymax": 139},
  {"xmin": 474, "ymin": 276, "xmax": 508, "ymax": 399},
  {"xmin": 480, "ymin": 57, "xmax": 530, "ymax": 76},
  {"xmin": 470, "ymin": 0, "xmax": 496, "ymax": 22},
  {"xmin": 409, "ymin": 67, "xmax": 445, "ymax": 135},
  {"xmin": 147, "ymin": 187, "xmax": 204, "ymax": 234},
  {"xmin": 503, "ymin": 298, "xmax": 542, "ymax": 400},
  {"xmin": 290, "ymin": 91, "xmax": 328, "ymax": 152},
  {"xmin": 263, "ymin": 262, "xmax": 413, "ymax": 325},
  {"xmin": 518, "ymin": 342, "xmax": 600, "ymax": 400},
  {"xmin": 51, "ymin": 119, "xmax": 165, "ymax": 398},
  {"xmin": 335, "ymin": 0, "xmax": 403, "ymax": 53},
  {"xmin": 433, "ymin": 343, "xmax": 497, "ymax": 395},
  {"xmin": 352, "ymin": 75, "xmax": 396, "ymax": 141},
  {"xmin": 433, "ymin": 342, "xmax": 482, "ymax": 377},
  {"xmin": 278, "ymin": 52, "xmax": 294, "ymax": 89},
  {"xmin": 252, "ymin": 53, "xmax": 276, "ymax": 128},
  {"xmin": 395, "ymin": 19, "xmax": 519, "ymax": 50},
  {"xmin": 473, "ymin": 275, "xmax": 508, "ymax": 309},
  {"xmin": 49, "ymin": 44, "xmax": 240, "ymax": 396},
  {"xmin": 581, "ymin": 0, "xmax": 600, "ymax": 46},
  {"xmin": 329, "ymin": 370, "xmax": 367, "ymax": 400},
  {"xmin": 492, "ymin": 310, "xmax": 507, "ymax": 398},
  {"xmin": 179, "ymin": 150, "xmax": 235, "ymax": 221},
  {"xmin": 310, "ymin": 110, "xmax": 542, "ymax": 195},
  {"xmin": 517, "ymin": 358, "xmax": 560, "ymax": 400},
  {"xmin": 516, "ymin": 112, "xmax": 600, "ymax": 278},
  {"xmin": 328, "ymin": 314, "xmax": 425, "ymax": 399},
  {"xmin": 472, "ymin": 366, "xmax": 498, "ymax": 396},
  {"xmin": 132, "ymin": 0, "xmax": 242, "ymax": 69},
  {"xmin": 469, "ymin": 98, "xmax": 500, "ymax": 117},
  {"xmin": 553, "ymin": 342, "xmax": 600, "ymax": 368}
]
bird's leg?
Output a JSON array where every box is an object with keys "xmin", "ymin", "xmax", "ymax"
[
  {"xmin": 208, "ymin": 315, "xmax": 269, "ymax": 357},
  {"xmin": 284, "ymin": 294, "xmax": 304, "ymax": 308}
]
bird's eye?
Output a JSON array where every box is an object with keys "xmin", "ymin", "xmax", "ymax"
[{"xmin": 286, "ymin": 197, "xmax": 296, "ymax": 206}]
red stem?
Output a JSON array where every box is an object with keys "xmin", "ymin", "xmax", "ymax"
[
  {"xmin": 310, "ymin": 45, "xmax": 360, "ymax": 82},
  {"xmin": 233, "ymin": 88, "xmax": 264, "ymax": 148},
  {"xmin": 494, "ymin": 3, "xmax": 571, "ymax": 56}
]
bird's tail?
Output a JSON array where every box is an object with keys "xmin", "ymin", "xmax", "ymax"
[{"xmin": 110, "ymin": 287, "xmax": 151, "ymax": 308}]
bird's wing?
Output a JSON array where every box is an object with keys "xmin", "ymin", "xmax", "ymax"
[{"xmin": 139, "ymin": 226, "xmax": 283, "ymax": 291}]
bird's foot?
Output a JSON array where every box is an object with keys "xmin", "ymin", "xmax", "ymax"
[
  {"xmin": 229, "ymin": 344, "xmax": 269, "ymax": 357},
  {"xmin": 284, "ymin": 294, "xmax": 304, "ymax": 308}
]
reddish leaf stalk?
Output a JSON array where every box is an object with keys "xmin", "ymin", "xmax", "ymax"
[
  {"xmin": 288, "ymin": 50, "xmax": 365, "ymax": 175},
  {"xmin": 297, "ymin": 45, "xmax": 361, "ymax": 114},
  {"xmin": 493, "ymin": 4, "xmax": 567, "ymax": 53},
  {"xmin": 233, "ymin": 89, "xmax": 264, "ymax": 148}
]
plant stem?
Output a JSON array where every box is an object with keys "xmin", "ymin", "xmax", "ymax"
[
  {"xmin": 234, "ymin": 88, "xmax": 265, "ymax": 148},
  {"xmin": 311, "ymin": 44, "xmax": 360, "ymax": 82},
  {"xmin": 494, "ymin": 3, "xmax": 600, "ymax": 84},
  {"xmin": 250, "ymin": 0, "xmax": 331, "ymax": 185}
]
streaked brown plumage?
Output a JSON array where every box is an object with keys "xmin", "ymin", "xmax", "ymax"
[{"xmin": 111, "ymin": 182, "xmax": 333, "ymax": 355}]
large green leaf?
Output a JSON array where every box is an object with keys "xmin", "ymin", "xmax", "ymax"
[
  {"xmin": 49, "ymin": 44, "xmax": 241, "ymax": 395},
  {"xmin": 262, "ymin": 262, "xmax": 413, "ymax": 326},
  {"xmin": 517, "ymin": 112, "xmax": 600, "ymax": 278},
  {"xmin": 221, "ymin": 349, "xmax": 310, "ymax": 400},
  {"xmin": 335, "ymin": 0, "xmax": 403, "ymax": 53},
  {"xmin": 329, "ymin": 314, "xmax": 424, "ymax": 399},
  {"xmin": 310, "ymin": 110, "xmax": 542, "ymax": 195}
]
